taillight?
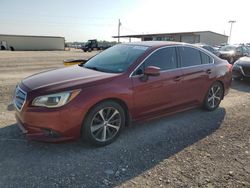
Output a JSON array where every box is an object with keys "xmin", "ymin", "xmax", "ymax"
[{"xmin": 227, "ymin": 63, "xmax": 233, "ymax": 72}]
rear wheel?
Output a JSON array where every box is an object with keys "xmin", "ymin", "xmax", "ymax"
[
  {"xmin": 82, "ymin": 101, "xmax": 125, "ymax": 146},
  {"xmin": 203, "ymin": 82, "xmax": 224, "ymax": 111}
]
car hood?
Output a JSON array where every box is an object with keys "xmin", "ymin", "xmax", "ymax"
[
  {"xmin": 236, "ymin": 57, "xmax": 250, "ymax": 66},
  {"xmin": 21, "ymin": 65, "xmax": 119, "ymax": 92}
]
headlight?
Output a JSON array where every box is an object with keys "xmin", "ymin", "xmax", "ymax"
[
  {"xmin": 32, "ymin": 90, "xmax": 81, "ymax": 108},
  {"xmin": 233, "ymin": 62, "xmax": 241, "ymax": 68}
]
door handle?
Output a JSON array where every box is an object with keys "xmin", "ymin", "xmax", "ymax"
[
  {"xmin": 206, "ymin": 69, "xmax": 212, "ymax": 74},
  {"xmin": 173, "ymin": 76, "xmax": 182, "ymax": 82}
]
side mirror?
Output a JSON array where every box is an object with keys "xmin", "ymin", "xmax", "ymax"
[{"xmin": 144, "ymin": 66, "xmax": 160, "ymax": 76}]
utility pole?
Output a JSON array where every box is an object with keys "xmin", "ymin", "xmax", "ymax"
[
  {"xmin": 118, "ymin": 19, "xmax": 121, "ymax": 43},
  {"xmin": 228, "ymin": 20, "xmax": 236, "ymax": 44}
]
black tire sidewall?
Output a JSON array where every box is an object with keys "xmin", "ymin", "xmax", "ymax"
[{"xmin": 82, "ymin": 101, "xmax": 125, "ymax": 146}]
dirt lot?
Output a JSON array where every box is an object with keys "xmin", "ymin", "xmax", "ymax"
[{"xmin": 0, "ymin": 50, "xmax": 249, "ymax": 188}]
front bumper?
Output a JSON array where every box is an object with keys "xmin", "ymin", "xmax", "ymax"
[
  {"xmin": 15, "ymin": 101, "xmax": 86, "ymax": 142},
  {"xmin": 15, "ymin": 112, "xmax": 80, "ymax": 142},
  {"xmin": 232, "ymin": 66, "xmax": 250, "ymax": 78}
]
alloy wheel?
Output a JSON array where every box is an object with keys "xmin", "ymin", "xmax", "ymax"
[
  {"xmin": 207, "ymin": 84, "xmax": 223, "ymax": 109},
  {"xmin": 90, "ymin": 107, "xmax": 121, "ymax": 142}
]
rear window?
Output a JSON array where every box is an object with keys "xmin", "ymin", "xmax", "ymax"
[{"xmin": 200, "ymin": 51, "xmax": 213, "ymax": 64}]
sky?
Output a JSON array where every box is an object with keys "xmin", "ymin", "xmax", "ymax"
[{"xmin": 1, "ymin": 0, "xmax": 250, "ymax": 43}]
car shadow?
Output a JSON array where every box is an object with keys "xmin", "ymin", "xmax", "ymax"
[
  {"xmin": 231, "ymin": 79, "xmax": 250, "ymax": 93},
  {"xmin": 0, "ymin": 107, "xmax": 226, "ymax": 188}
]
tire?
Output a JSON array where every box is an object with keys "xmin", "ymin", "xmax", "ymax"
[
  {"xmin": 1, "ymin": 46, "xmax": 6, "ymax": 50},
  {"xmin": 10, "ymin": 47, "xmax": 15, "ymax": 51},
  {"xmin": 203, "ymin": 82, "xmax": 224, "ymax": 111},
  {"xmin": 82, "ymin": 101, "xmax": 126, "ymax": 146}
]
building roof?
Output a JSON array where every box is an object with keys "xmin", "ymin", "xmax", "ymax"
[
  {"xmin": 113, "ymin": 31, "xmax": 228, "ymax": 38},
  {"xmin": 0, "ymin": 34, "xmax": 64, "ymax": 39},
  {"xmin": 125, "ymin": 41, "xmax": 185, "ymax": 47}
]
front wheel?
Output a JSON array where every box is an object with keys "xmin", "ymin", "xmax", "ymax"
[
  {"xmin": 82, "ymin": 101, "xmax": 125, "ymax": 146},
  {"xmin": 203, "ymin": 82, "xmax": 224, "ymax": 111}
]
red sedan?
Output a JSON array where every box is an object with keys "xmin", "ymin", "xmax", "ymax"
[{"xmin": 14, "ymin": 42, "xmax": 232, "ymax": 146}]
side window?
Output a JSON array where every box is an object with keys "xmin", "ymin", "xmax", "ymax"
[
  {"xmin": 236, "ymin": 47, "xmax": 243, "ymax": 53},
  {"xmin": 200, "ymin": 51, "xmax": 213, "ymax": 64},
  {"xmin": 144, "ymin": 47, "xmax": 177, "ymax": 71},
  {"xmin": 242, "ymin": 46, "xmax": 248, "ymax": 53},
  {"xmin": 179, "ymin": 47, "xmax": 202, "ymax": 67}
]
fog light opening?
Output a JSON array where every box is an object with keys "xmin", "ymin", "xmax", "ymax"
[{"xmin": 42, "ymin": 128, "xmax": 60, "ymax": 138}]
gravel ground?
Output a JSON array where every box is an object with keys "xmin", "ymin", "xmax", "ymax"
[{"xmin": 0, "ymin": 50, "xmax": 249, "ymax": 188}]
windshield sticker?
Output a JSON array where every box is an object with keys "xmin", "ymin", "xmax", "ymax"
[{"xmin": 133, "ymin": 46, "xmax": 148, "ymax": 50}]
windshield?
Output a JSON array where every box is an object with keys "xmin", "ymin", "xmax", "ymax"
[
  {"xmin": 83, "ymin": 44, "xmax": 148, "ymax": 73},
  {"xmin": 220, "ymin": 46, "xmax": 236, "ymax": 51}
]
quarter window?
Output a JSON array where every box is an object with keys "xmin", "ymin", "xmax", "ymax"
[
  {"xmin": 144, "ymin": 47, "xmax": 177, "ymax": 71},
  {"xmin": 179, "ymin": 47, "xmax": 202, "ymax": 67}
]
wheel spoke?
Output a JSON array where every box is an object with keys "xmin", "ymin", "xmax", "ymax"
[
  {"xmin": 108, "ymin": 119, "xmax": 120, "ymax": 124},
  {"xmin": 214, "ymin": 96, "xmax": 221, "ymax": 101},
  {"xmin": 212, "ymin": 98, "xmax": 215, "ymax": 108},
  {"xmin": 107, "ymin": 110, "xmax": 119, "ymax": 122},
  {"xmin": 102, "ymin": 126, "xmax": 107, "ymax": 141},
  {"xmin": 211, "ymin": 87, "xmax": 214, "ymax": 95},
  {"xmin": 98, "ymin": 109, "xmax": 106, "ymax": 121},
  {"xmin": 107, "ymin": 123, "xmax": 120, "ymax": 130},
  {"xmin": 214, "ymin": 86, "xmax": 220, "ymax": 95},
  {"xmin": 208, "ymin": 96, "xmax": 213, "ymax": 102},
  {"xmin": 91, "ymin": 124, "xmax": 104, "ymax": 132}
]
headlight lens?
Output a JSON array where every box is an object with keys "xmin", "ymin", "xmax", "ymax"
[
  {"xmin": 233, "ymin": 62, "xmax": 241, "ymax": 68},
  {"xmin": 32, "ymin": 90, "xmax": 80, "ymax": 108}
]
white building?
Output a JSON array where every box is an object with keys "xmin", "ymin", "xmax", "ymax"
[
  {"xmin": 113, "ymin": 31, "xmax": 228, "ymax": 46},
  {"xmin": 0, "ymin": 34, "xmax": 65, "ymax": 51}
]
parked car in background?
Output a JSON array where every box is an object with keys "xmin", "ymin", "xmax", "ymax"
[
  {"xmin": 232, "ymin": 56, "xmax": 250, "ymax": 80},
  {"xmin": 195, "ymin": 43, "xmax": 220, "ymax": 56},
  {"xmin": 81, "ymin": 39, "xmax": 112, "ymax": 52},
  {"xmin": 219, "ymin": 45, "xmax": 249, "ymax": 64},
  {"xmin": 246, "ymin": 46, "xmax": 250, "ymax": 56},
  {"xmin": 13, "ymin": 42, "xmax": 232, "ymax": 146},
  {"xmin": 0, "ymin": 41, "xmax": 15, "ymax": 51}
]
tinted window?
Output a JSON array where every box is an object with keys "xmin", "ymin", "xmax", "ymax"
[
  {"xmin": 179, "ymin": 47, "xmax": 202, "ymax": 67},
  {"xmin": 236, "ymin": 47, "xmax": 243, "ymax": 53},
  {"xmin": 203, "ymin": 46, "xmax": 214, "ymax": 53},
  {"xmin": 144, "ymin": 47, "xmax": 177, "ymax": 70},
  {"xmin": 200, "ymin": 51, "xmax": 213, "ymax": 64}
]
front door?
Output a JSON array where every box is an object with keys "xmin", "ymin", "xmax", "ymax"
[{"xmin": 131, "ymin": 47, "xmax": 183, "ymax": 119}]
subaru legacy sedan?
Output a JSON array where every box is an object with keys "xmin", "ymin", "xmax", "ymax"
[{"xmin": 14, "ymin": 42, "xmax": 232, "ymax": 146}]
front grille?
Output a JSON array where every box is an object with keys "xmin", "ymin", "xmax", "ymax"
[
  {"xmin": 242, "ymin": 66, "xmax": 250, "ymax": 76},
  {"xmin": 14, "ymin": 86, "xmax": 27, "ymax": 111}
]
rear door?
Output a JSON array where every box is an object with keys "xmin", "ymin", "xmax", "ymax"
[
  {"xmin": 177, "ymin": 46, "xmax": 214, "ymax": 105},
  {"xmin": 131, "ymin": 47, "xmax": 183, "ymax": 118}
]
